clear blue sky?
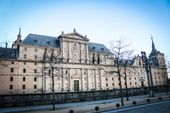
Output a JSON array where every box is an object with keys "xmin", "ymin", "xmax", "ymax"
[{"xmin": 0, "ymin": 0, "xmax": 170, "ymax": 61}]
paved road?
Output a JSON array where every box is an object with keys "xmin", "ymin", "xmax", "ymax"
[{"xmin": 103, "ymin": 100, "xmax": 170, "ymax": 113}]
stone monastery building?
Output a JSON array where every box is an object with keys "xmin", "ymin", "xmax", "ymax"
[{"xmin": 0, "ymin": 29, "xmax": 167, "ymax": 94}]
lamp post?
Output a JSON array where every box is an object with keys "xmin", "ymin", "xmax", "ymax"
[{"xmin": 141, "ymin": 51, "xmax": 154, "ymax": 97}]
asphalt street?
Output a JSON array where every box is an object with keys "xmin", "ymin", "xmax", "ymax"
[{"xmin": 103, "ymin": 100, "xmax": 170, "ymax": 113}]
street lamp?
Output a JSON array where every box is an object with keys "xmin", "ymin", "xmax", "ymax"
[{"xmin": 141, "ymin": 51, "xmax": 154, "ymax": 97}]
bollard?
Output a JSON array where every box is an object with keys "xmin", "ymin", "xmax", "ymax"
[
  {"xmin": 147, "ymin": 99, "xmax": 150, "ymax": 102},
  {"xmin": 69, "ymin": 109, "xmax": 74, "ymax": 113},
  {"xmin": 116, "ymin": 103, "xmax": 120, "ymax": 108},
  {"xmin": 132, "ymin": 101, "xmax": 136, "ymax": 105},
  {"xmin": 95, "ymin": 106, "xmax": 99, "ymax": 111}
]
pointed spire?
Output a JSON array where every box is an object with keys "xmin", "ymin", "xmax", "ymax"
[
  {"xmin": 151, "ymin": 35, "xmax": 155, "ymax": 50},
  {"xmin": 17, "ymin": 28, "xmax": 22, "ymax": 42},
  {"xmin": 151, "ymin": 35, "xmax": 157, "ymax": 55}
]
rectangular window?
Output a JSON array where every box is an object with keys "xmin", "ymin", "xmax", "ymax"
[
  {"xmin": 34, "ymin": 77, "xmax": 37, "ymax": 81},
  {"xmin": 112, "ymin": 83, "xmax": 114, "ymax": 86},
  {"xmin": 10, "ymin": 85, "xmax": 13, "ymax": 90},
  {"xmin": 24, "ymin": 47, "xmax": 27, "ymax": 51},
  {"xmin": 112, "ymin": 78, "xmax": 114, "ymax": 81},
  {"xmin": 34, "ymin": 69, "xmax": 37, "ymax": 73},
  {"xmin": 10, "ymin": 77, "xmax": 13, "ymax": 81},
  {"xmin": 23, "ymin": 69, "xmax": 26, "ymax": 73},
  {"xmin": 34, "ymin": 55, "xmax": 37, "ymax": 60},
  {"xmin": 34, "ymin": 62, "xmax": 37, "ymax": 65},
  {"xmin": 106, "ymin": 78, "xmax": 108, "ymax": 81},
  {"xmin": 24, "ymin": 54, "xmax": 27, "ymax": 59},
  {"xmin": 34, "ymin": 85, "xmax": 37, "ymax": 89},
  {"xmin": 11, "ymin": 61, "xmax": 14, "ymax": 64},
  {"xmin": 11, "ymin": 68, "xmax": 14, "ymax": 73},
  {"xmin": 106, "ymin": 83, "xmax": 108, "ymax": 87},
  {"xmin": 22, "ymin": 85, "xmax": 26, "ymax": 89},
  {"xmin": 23, "ymin": 77, "xmax": 26, "ymax": 81}
]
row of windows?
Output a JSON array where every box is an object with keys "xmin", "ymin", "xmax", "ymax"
[
  {"xmin": 24, "ymin": 54, "xmax": 38, "ymax": 60},
  {"xmin": 11, "ymin": 68, "xmax": 38, "ymax": 73},
  {"xmin": 10, "ymin": 77, "xmax": 37, "ymax": 82},
  {"xmin": 105, "ymin": 77, "xmax": 145, "ymax": 81},
  {"xmin": 9, "ymin": 85, "xmax": 37, "ymax": 90},
  {"xmin": 106, "ymin": 82, "xmax": 138, "ymax": 87},
  {"xmin": 24, "ymin": 47, "xmax": 38, "ymax": 52}
]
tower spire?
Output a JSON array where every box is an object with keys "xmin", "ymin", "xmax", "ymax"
[
  {"xmin": 151, "ymin": 35, "xmax": 156, "ymax": 51},
  {"xmin": 151, "ymin": 35, "xmax": 157, "ymax": 55},
  {"xmin": 17, "ymin": 28, "xmax": 22, "ymax": 43}
]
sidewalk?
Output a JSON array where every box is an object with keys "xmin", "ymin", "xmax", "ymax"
[{"xmin": 0, "ymin": 93, "xmax": 169, "ymax": 113}]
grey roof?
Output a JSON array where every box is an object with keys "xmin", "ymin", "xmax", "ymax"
[
  {"xmin": 0, "ymin": 47, "xmax": 18, "ymax": 59},
  {"xmin": 88, "ymin": 42, "xmax": 111, "ymax": 53},
  {"xmin": 22, "ymin": 34, "xmax": 60, "ymax": 48}
]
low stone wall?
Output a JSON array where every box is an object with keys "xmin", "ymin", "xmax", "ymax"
[{"xmin": 0, "ymin": 86, "xmax": 168, "ymax": 108}]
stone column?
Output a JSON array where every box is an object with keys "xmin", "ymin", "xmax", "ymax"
[
  {"xmin": 87, "ymin": 69, "xmax": 89, "ymax": 90},
  {"xmin": 68, "ymin": 69, "xmax": 71, "ymax": 91},
  {"xmin": 94, "ymin": 69, "xmax": 97, "ymax": 90},
  {"xmin": 61, "ymin": 68, "xmax": 64, "ymax": 91},
  {"xmin": 80, "ymin": 43, "xmax": 82, "ymax": 63},
  {"xmin": 99, "ymin": 69, "xmax": 102, "ymax": 89},
  {"xmin": 86, "ymin": 44, "xmax": 89, "ymax": 63},
  {"xmin": 81, "ymin": 69, "xmax": 83, "ymax": 91},
  {"xmin": 68, "ymin": 41, "xmax": 70, "ymax": 62}
]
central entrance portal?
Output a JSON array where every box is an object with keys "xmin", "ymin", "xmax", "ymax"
[{"xmin": 74, "ymin": 80, "xmax": 79, "ymax": 91}]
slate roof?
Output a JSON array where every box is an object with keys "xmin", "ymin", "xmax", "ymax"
[
  {"xmin": 22, "ymin": 34, "xmax": 60, "ymax": 48},
  {"xmin": 0, "ymin": 47, "xmax": 18, "ymax": 59},
  {"xmin": 88, "ymin": 42, "xmax": 111, "ymax": 53},
  {"xmin": 21, "ymin": 33, "xmax": 111, "ymax": 53}
]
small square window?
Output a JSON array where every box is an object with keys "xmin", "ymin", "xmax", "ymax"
[
  {"xmin": 24, "ymin": 47, "xmax": 27, "ymax": 51},
  {"xmin": 34, "ymin": 69, "xmax": 37, "ymax": 73},
  {"xmin": 34, "ymin": 55, "xmax": 37, "ymax": 60},
  {"xmin": 34, "ymin": 77, "xmax": 37, "ymax": 81},
  {"xmin": 11, "ymin": 68, "xmax": 14, "ymax": 73},
  {"xmin": 11, "ymin": 61, "xmax": 14, "ymax": 64},
  {"xmin": 24, "ymin": 54, "xmax": 27, "ymax": 59},
  {"xmin": 10, "ymin": 85, "xmax": 13, "ymax": 90},
  {"xmin": 34, "ymin": 62, "xmax": 37, "ymax": 65},
  {"xmin": 23, "ymin": 69, "xmax": 26, "ymax": 73},
  {"xmin": 10, "ymin": 77, "xmax": 13, "ymax": 81},
  {"xmin": 34, "ymin": 85, "xmax": 37, "ymax": 89},
  {"xmin": 22, "ymin": 85, "xmax": 26, "ymax": 89},
  {"xmin": 23, "ymin": 77, "xmax": 26, "ymax": 81}
]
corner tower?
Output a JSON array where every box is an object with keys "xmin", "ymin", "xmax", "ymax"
[
  {"xmin": 149, "ymin": 36, "xmax": 166, "ymax": 67},
  {"xmin": 12, "ymin": 28, "xmax": 22, "ymax": 48}
]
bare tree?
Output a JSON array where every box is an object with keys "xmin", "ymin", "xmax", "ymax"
[{"xmin": 110, "ymin": 38, "xmax": 133, "ymax": 106}]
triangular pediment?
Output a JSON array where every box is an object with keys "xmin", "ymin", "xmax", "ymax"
[{"xmin": 59, "ymin": 31, "xmax": 89, "ymax": 41}]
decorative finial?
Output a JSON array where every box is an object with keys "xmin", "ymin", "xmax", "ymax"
[
  {"xmin": 61, "ymin": 31, "xmax": 64, "ymax": 35},
  {"xmin": 17, "ymin": 27, "xmax": 22, "ymax": 40},
  {"xmin": 73, "ymin": 28, "xmax": 76, "ymax": 32}
]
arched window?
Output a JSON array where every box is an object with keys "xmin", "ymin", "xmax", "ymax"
[{"xmin": 92, "ymin": 53, "xmax": 95, "ymax": 64}]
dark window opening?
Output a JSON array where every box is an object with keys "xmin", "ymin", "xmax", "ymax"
[
  {"xmin": 10, "ymin": 77, "xmax": 13, "ymax": 81},
  {"xmin": 23, "ymin": 77, "xmax": 26, "ymax": 81},
  {"xmin": 11, "ymin": 68, "xmax": 14, "ymax": 73}
]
